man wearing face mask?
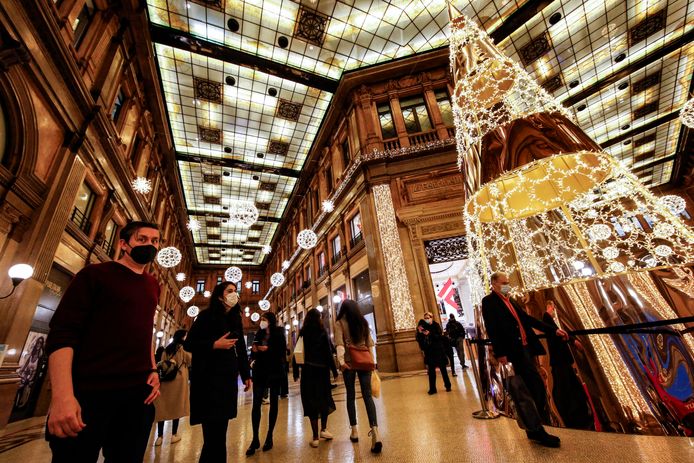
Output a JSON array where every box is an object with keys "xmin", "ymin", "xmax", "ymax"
[
  {"xmin": 481, "ymin": 272, "xmax": 568, "ymax": 448},
  {"xmin": 45, "ymin": 221, "xmax": 162, "ymax": 462}
]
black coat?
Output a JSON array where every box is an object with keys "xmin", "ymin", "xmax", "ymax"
[
  {"xmin": 416, "ymin": 320, "xmax": 448, "ymax": 366},
  {"xmin": 542, "ymin": 313, "xmax": 575, "ymax": 367},
  {"xmin": 481, "ymin": 291, "xmax": 555, "ymax": 360},
  {"xmin": 184, "ymin": 305, "xmax": 251, "ymax": 425},
  {"xmin": 250, "ymin": 326, "xmax": 287, "ymax": 381},
  {"xmin": 292, "ymin": 329, "xmax": 338, "ymax": 380}
]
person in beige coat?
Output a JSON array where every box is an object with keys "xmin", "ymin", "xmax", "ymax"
[{"xmin": 154, "ymin": 330, "xmax": 191, "ymax": 446}]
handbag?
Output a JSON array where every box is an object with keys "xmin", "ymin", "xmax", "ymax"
[
  {"xmin": 348, "ymin": 344, "xmax": 375, "ymax": 371},
  {"xmin": 157, "ymin": 359, "xmax": 179, "ymax": 382},
  {"xmin": 502, "ymin": 363, "xmax": 542, "ymax": 431},
  {"xmin": 371, "ymin": 370, "xmax": 381, "ymax": 398},
  {"xmin": 293, "ymin": 336, "xmax": 305, "ymax": 365}
]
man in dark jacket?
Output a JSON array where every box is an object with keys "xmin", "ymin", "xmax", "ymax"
[
  {"xmin": 445, "ymin": 313, "xmax": 468, "ymax": 370},
  {"xmin": 482, "ymin": 272, "xmax": 568, "ymax": 447}
]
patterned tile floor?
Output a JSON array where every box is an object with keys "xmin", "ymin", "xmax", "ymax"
[{"xmin": 1, "ymin": 366, "xmax": 692, "ymax": 462}]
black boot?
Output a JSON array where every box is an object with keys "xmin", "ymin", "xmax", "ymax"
[
  {"xmin": 245, "ymin": 439, "xmax": 260, "ymax": 456},
  {"xmin": 262, "ymin": 435, "xmax": 273, "ymax": 452},
  {"xmin": 526, "ymin": 429, "xmax": 560, "ymax": 448}
]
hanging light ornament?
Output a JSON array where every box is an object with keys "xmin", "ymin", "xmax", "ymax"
[
  {"xmin": 270, "ymin": 272, "xmax": 285, "ymax": 287},
  {"xmin": 245, "ymin": 281, "xmax": 253, "ymax": 289},
  {"xmin": 680, "ymin": 97, "xmax": 694, "ymax": 128},
  {"xmin": 297, "ymin": 229, "xmax": 318, "ymax": 249},
  {"xmin": 228, "ymin": 200, "xmax": 259, "ymax": 227},
  {"xmin": 251, "ymin": 312, "xmax": 260, "ymax": 322},
  {"xmin": 224, "ymin": 266, "xmax": 243, "ymax": 283},
  {"xmin": 187, "ymin": 218, "xmax": 201, "ymax": 232},
  {"xmin": 316, "ymin": 305, "xmax": 324, "ymax": 312},
  {"xmin": 179, "ymin": 286, "xmax": 195, "ymax": 303},
  {"xmin": 132, "ymin": 177, "xmax": 152, "ymax": 194},
  {"xmin": 660, "ymin": 195, "xmax": 687, "ymax": 215},
  {"xmin": 321, "ymin": 200, "xmax": 335, "ymax": 213},
  {"xmin": 176, "ymin": 272, "xmax": 186, "ymax": 282},
  {"xmin": 157, "ymin": 246, "xmax": 182, "ymax": 268},
  {"xmin": 259, "ymin": 300, "xmax": 271, "ymax": 311},
  {"xmin": 187, "ymin": 306, "xmax": 200, "ymax": 317},
  {"xmin": 203, "ymin": 290, "xmax": 211, "ymax": 298},
  {"xmin": 281, "ymin": 260, "xmax": 290, "ymax": 270},
  {"xmin": 262, "ymin": 245, "xmax": 272, "ymax": 254}
]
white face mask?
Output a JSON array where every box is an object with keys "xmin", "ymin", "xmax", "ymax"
[
  {"xmin": 500, "ymin": 284, "xmax": 511, "ymax": 296},
  {"xmin": 225, "ymin": 292, "xmax": 239, "ymax": 306},
  {"xmin": 424, "ymin": 318, "xmax": 432, "ymax": 324},
  {"xmin": 260, "ymin": 321, "xmax": 269, "ymax": 330}
]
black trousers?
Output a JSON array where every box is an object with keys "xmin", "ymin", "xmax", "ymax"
[
  {"xmin": 200, "ymin": 418, "xmax": 229, "ymax": 463},
  {"xmin": 427, "ymin": 361, "xmax": 451, "ymax": 392},
  {"xmin": 510, "ymin": 348, "xmax": 549, "ymax": 423},
  {"xmin": 47, "ymin": 385, "xmax": 154, "ymax": 463},
  {"xmin": 552, "ymin": 363, "xmax": 593, "ymax": 428},
  {"xmin": 251, "ymin": 377, "xmax": 281, "ymax": 441}
]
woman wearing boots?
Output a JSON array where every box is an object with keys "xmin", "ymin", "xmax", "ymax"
[
  {"xmin": 416, "ymin": 312, "xmax": 452, "ymax": 394},
  {"xmin": 293, "ymin": 308, "xmax": 338, "ymax": 448},
  {"xmin": 245, "ymin": 312, "xmax": 286, "ymax": 455},
  {"xmin": 334, "ymin": 299, "xmax": 382, "ymax": 453}
]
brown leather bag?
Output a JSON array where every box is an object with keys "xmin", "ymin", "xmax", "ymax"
[{"xmin": 348, "ymin": 344, "xmax": 375, "ymax": 371}]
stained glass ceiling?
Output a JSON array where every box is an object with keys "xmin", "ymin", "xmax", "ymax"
[{"xmin": 147, "ymin": 0, "xmax": 693, "ymax": 265}]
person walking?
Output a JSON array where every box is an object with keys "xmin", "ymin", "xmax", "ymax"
[
  {"xmin": 443, "ymin": 333, "xmax": 457, "ymax": 377},
  {"xmin": 246, "ymin": 312, "xmax": 286, "ymax": 455},
  {"xmin": 416, "ymin": 312, "xmax": 451, "ymax": 394},
  {"xmin": 542, "ymin": 300, "xmax": 593, "ymax": 429},
  {"xmin": 45, "ymin": 221, "xmax": 162, "ymax": 463},
  {"xmin": 154, "ymin": 329, "xmax": 191, "ymax": 446},
  {"xmin": 185, "ymin": 281, "xmax": 252, "ymax": 463},
  {"xmin": 481, "ymin": 272, "xmax": 568, "ymax": 447},
  {"xmin": 293, "ymin": 308, "xmax": 338, "ymax": 448},
  {"xmin": 445, "ymin": 313, "xmax": 468, "ymax": 370},
  {"xmin": 334, "ymin": 299, "xmax": 382, "ymax": 453}
]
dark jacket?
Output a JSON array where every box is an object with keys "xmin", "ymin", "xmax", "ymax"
[
  {"xmin": 481, "ymin": 291, "xmax": 555, "ymax": 360},
  {"xmin": 415, "ymin": 319, "xmax": 448, "ymax": 366},
  {"xmin": 445, "ymin": 319, "xmax": 466, "ymax": 341},
  {"xmin": 292, "ymin": 329, "xmax": 338, "ymax": 380},
  {"xmin": 184, "ymin": 304, "xmax": 251, "ymax": 425},
  {"xmin": 251, "ymin": 326, "xmax": 287, "ymax": 381},
  {"xmin": 542, "ymin": 313, "xmax": 575, "ymax": 367}
]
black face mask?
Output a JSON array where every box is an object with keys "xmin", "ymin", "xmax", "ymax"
[{"xmin": 129, "ymin": 244, "xmax": 158, "ymax": 264}]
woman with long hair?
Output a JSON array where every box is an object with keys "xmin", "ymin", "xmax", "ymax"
[
  {"xmin": 245, "ymin": 311, "xmax": 286, "ymax": 455},
  {"xmin": 335, "ymin": 299, "xmax": 382, "ymax": 453},
  {"xmin": 154, "ymin": 329, "xmax": 191, "ymax": 446},
  {"xmin": 184, "ymin": 282, "xmax": 252, "ymax": 462},
  {"xmin": 293, "ymin": 308, "xmax": 338, "ymax": 448}
]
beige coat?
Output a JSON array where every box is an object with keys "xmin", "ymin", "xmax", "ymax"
[{"xmin": 154, "ymin": 346, "xmax": 191, "ymax": 421}]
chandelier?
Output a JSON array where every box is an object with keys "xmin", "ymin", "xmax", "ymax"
[
  {"xmin": 224, "ymin": 266, "xmax": 242, "ymax": 283},
  {"xmin": 297, "ymin": 229, "xmax": 318, "ymax": 249},
  {"xmin": 179, "ymin": 286, "xmax": 195, "ymax": 303},
  {"xmin": 228, "ymin": 200, "xmax": 259, "ymax": 227},
  {"xmin": 270, "ymin": 272, "xmax": 285, "ymax": 287},
  {"xmin": 156, "ymin": 247, "xmax": 182, "ymax": 268}
]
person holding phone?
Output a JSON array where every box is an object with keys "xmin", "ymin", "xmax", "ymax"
[{"xmin": 185, "ymin": 281, "xmax": 252, "ymax": 462}]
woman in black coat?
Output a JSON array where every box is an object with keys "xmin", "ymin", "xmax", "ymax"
[
  {"xmin": 416, "ymin": 312, "xmax": 451, "ymax": 394},
  {"xmin": 293, "ymin": 308, "xmax": 338, "ymax": 448},
  {"xmin": 246, "ymin": 311, "xmax": 286, "ymax": 455},
  {"xmin": 184, "ymin": 281, "xmax": 252, "ymax": 463}
]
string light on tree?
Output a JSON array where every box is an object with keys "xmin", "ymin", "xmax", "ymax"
[
  {"xmin": 157, "ymin": 247, "xmax": 182, "ymax": 268},
  {"xmin": 187, "ymin": 306, "xmax": 200, "ymax": 317},
  {"xmin": 176, "ymin": 272, "xmax": 186, "ymax": 282},
  {"xmin": 179, "ymin": 286, "xmax": 195, "ymax": 303},
  {"xmin": 297, "ymin": 229, "xmax": 318, "ymax": 249},
  {"xmin": 224, "ymin": 266, "xmax": 242, "ymax": 283},
  {"xmin": 270, "ymin": 272, "xmax": 285, "ymax": 287},
  {"xmin": 187, "ymin": 218, "xmax": 201, "ymax": 232},
  {"xmin": 132, "ymin": 177, "xmax": 152, "ymax": 194},
  {"xmin": 321, "ymin": 200, "xmax": 334, "ymax": 213}
]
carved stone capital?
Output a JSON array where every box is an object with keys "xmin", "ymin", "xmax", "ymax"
[{"xmin": 0, "ymin": 201, "xmax": 23, "ymax": 235}]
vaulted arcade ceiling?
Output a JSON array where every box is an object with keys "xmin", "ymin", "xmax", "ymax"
[{"xmin": 145, "ymin": 0, "xmax": 693, "ymax": 265}]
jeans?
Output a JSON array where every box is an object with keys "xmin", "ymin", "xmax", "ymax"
[
  {"xmin": 47, "ymin": 385, "xmax": 154, "ymax": 463},
  {"xmin": 200, "ymin": 418, "xmax": 229, "ymax": 463},
  {"xmin": 251, "ymin": 377, "xmax": 280, "ymax": 441},
  {"xmin": 343, "ymin": 369, "xmax": 378, "ymax": 427}
]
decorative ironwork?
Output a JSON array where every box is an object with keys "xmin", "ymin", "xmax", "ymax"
[
  {"xmin": 276, "ymin": 99, "xmax": 303, "ymax": 121},
  {"xmin": 634, "ymin": 101, "xmax": 658, "ymax": 119},
  {"xmin": 518, "ymin": 33, "xmax": 551, "ymax": 66},
  {"xmin": 199, "ymin": 126, "xmax": 222, "ymax": 143},
  {"xmin": 194, "ymin": 77, "xmax": 222, "ymax": 103},
  {"xmin": 632, "ymin": 71, "xmax": 661, "ymax": 94},
  {"xmin": 629, "ymin": 9, "xmax": 666, "ymax": 45},
  {"xmin": 541, "ymin": 74, "xmax": 563, "ymax": 93},
  {"xmin": 268, "ymin": 140, "xmax": 289, "ymax": 156},
  {"xmin": 294, "ymin": 7, "xmax": 329, "ymax": 46},
  {"xmin": 424, "ymin": 235, "xmax": 469, "ymax": 264}
]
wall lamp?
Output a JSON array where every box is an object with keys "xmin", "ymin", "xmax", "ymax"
[{"xmin": 0, "ymin": 264, "xmax": 34, "ymax": 300}]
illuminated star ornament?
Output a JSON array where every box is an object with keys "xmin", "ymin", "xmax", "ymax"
[
  {"xmin": 132, "ymin": 177, "xmax": 152, "ymax": 194},
  {"xmin": 224, "ymin": 266, "xmax": 243, "ymax": 283},
  {"xmin": 321, "ymin": 200, "xmax": 335, "ymax": 213},
  {"xmin": 179, "ymin": 286, "xmax": 195, "ymax": 303},
  {"xmin": 187, "ymin": 218, "xmax": 201, "ymax": 232},
  {"xmin": 156, "ymin": 246, "xmax": 182, "ymax": 268},
  {"xmin": 297, "ymin": 229, "xmax": 318, "ymax": 249}
]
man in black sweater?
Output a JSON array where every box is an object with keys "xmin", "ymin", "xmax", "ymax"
[
  {"xmin": 481, "ymin": 272, "xmax": 568, "ymax": 448},
  {"xmin": 45, "ymin": 221, "xmax": 162, "ymax": 462}
]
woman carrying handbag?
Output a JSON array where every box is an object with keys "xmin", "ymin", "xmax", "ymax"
[{"xmin": 334, "ymin": 299, "xmax": 382, "ymax": 453}]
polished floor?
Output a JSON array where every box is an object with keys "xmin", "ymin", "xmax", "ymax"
[{"xmin": 1, "ymin": 366, "xmax": 693, "ymax": 462}]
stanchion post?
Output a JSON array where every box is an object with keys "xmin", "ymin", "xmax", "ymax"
[{"xmin": 467, "ymin": 338, "xmax": 499, "ymax": 419}]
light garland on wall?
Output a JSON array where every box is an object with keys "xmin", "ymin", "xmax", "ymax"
[
  {"xmin": 176, "ymin": 272, "xmax": 186, "ymax": 282},
  {"xmin": 297, "ymin": 229, "xmax": 318, "ymax": 249},
  {"xmin": 680, "ymin": 97, "xmax": 694, "ymax": 129},
  {"xmin": 463, "ymin": 151, "xmax": 694, "ymax": 296},
  {"xmin": 179, "ymin": 286, "xmax": 195, "ymax": 303},
  {"xmin": 187, "ymin": 218, "xmax": 201, "ymax": 232},
  {"xmin": 156, "ymin": 246, "xmax": 182, "ymax": 268},
  {"xmin": 448, "ymin": 14, "xmax": 571, "ymax": 170},
  {"xmin": 270, "ymin": 272, "xmax": 285, "ymax": 287},
  {"xmin": 373, "ymin": 184, "xmax": 416, "ymax": 331},
  {"xmin": 132, "ymin": 177, "xmax": 152, "ymax": 195},
  {"xmin": 228, "ymin": 200, "xmax": 259, "ymax": 227},
  {"xmin": 224, "ymin": 266, "xmax": 243, "ymax": 283},
  {"xmin": 186, "ymin": 305, "xmax": 199, "ymax": 317}
]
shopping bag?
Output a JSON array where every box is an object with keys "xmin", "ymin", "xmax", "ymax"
[
  {"xmin": 371, "ymin": 370, "xmax": 381, "ymax": 398},
  {"xmin": 293, "ymin": 336, "xmax": 305, "ymax": 365},
  {"xmin": 502, "ymin": 363, "xmax": 542, "ymax": 431}
]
